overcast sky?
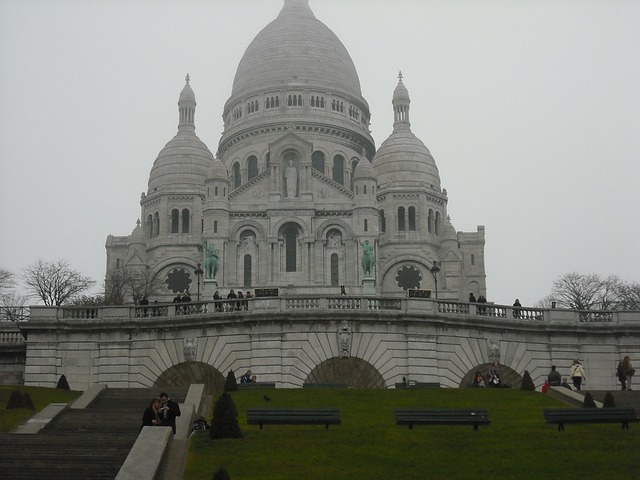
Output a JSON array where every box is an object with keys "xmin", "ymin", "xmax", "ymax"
[{"xmin": 1, "ymin": 0, "xmax": 638, "ymax": 306}]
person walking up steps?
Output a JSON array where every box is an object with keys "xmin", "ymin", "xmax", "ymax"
[{"xmin": 570, "ymin": 359, "xmax": 586, "ymax": 391}]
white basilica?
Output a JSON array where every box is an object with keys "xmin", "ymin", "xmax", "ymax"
[{"xmin": 105, "ymin": 0, "xmax": 487, "ymax": 302}]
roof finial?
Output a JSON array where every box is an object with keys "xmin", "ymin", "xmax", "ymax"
[
  {"xmin": 398, "ymin": 71, "xmax": 403, "ymax": 82},
  {"xmin": 185, "ymin": 73, "xmax": 190, "ymax": 85}
]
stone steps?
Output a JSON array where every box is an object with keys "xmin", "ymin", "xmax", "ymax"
[{"xmin": 0, "ymin": 387, "xmax": 186, "ymax": 480}]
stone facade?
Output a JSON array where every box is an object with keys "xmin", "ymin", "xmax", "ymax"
[
  {"xmin": 18, "ymin": 301, "xmax": 640, "ymax": 392},
  {"xmin": 105, "ymin": 0, "xmax": 486, "ymax": 302}
]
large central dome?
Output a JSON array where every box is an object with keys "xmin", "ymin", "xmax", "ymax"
[{"xmin": 230, "ymin": 0, "xmax": 362, "ymax": 99}]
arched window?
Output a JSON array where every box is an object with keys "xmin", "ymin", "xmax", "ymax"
[
  {"xmin": 350, "ymin": 159, "xmax": 359, "ymax": 191},
  {"xmin": 330, "ymin": 253, "xmax": 339, "ymax": 287},
  {"xmin": 284, "ymin": 225, "xmax": 298, "ymax": 272},
  {"xmin": 146, "ymin": 215, "xmax": 153, "ymax": 239},
  {"xmin": 435, "ymin": 212, "xmax": 441, "ymax": 235},
  {"xmin": 244, "ymin": 255, "xmax": 252, "ymax": 287},
  {"xmin": 247, "ymin": 155, "xmax": 258, "ymax": 180},
  {"xmin": 408, "ymin": 206, "xmax": 416, "ymax": 231},
  {"xmin": 153, "ymin": 212, "xmax": 160, "ymax": 237},
  {"xmin": 364, "ymin": 219, "xmax": 368, "ymax": 232},
  {"xmin": 214, "ymin": 186, "xmax": 218, "ymax": 196},
  {"xmin": 312, "ymin": 151, "xmax": 325, "ymax": 173},
  {"xmin": 428, "ymin": 209, "xmax": 434, "ymax": 234},
  {"xmin": 398, "ymin": 207, "xmax": 406, "ymax": 231},
  {"xmin": 471, "ymin": 254, "xmax": 475, "ymax": 266},
  {"xmin": 333, "ymin": 154, "xmax": 344, "ymax": 185},
  {"xmin": 182, "ymin": 208, "xmax": 190, "ymax": 234},
  {"xmin": 171, "ymin": 209, "xmax": 180, "ymax": 233},
  {"xmin": 214, "ymin": 220, "xmax": 218, "ymax": 234},
  {"xmin": 380, "ymin": 210, "xmax": 386, "ymax": 233},
  {"xmin": 233, "ymin": 162, "xmax": 241, "ymax": 189}
]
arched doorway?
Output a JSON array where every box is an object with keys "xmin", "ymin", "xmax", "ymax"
[
  {"xmin": 459, "ymin": 363, "xmax": 522, "ymax": 389},
  {"xmin": 153, "ymin": 361, "xmax": 226, "ymax": 395},
  {"xmin": 306, "ymin": 357, "xmax": 386, "ymax": 388}
]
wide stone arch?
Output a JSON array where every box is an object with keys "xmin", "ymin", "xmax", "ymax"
[
  {"xmin": 459, "ymin": 363, "xmax": 523, "ymax": 389},
  {"xmin": 306, "ymin": 357, "xmax": 386, "ymax": 388},
  {"xmin": 153, "ymin": 361, "xmax": 225, "ymax": 395}
]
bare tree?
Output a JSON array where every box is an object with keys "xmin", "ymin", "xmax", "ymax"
[
  {"xmin": 0, "ymin": 268, "xmax": 16, "ymax": 301},
  {"xmin": 544, "ymin": 273, "xmax": 638, "ymax": 310},
  {"xmin": 104, "ymin": 268, "xmax": 135, "ymax": 305},
  {"xmin": 103, "ymin": 266, "xmax": 165, "ymax": 305},
  {"xmin": 127, "ymin": 267, "xmax": 165, "ymax": 304},
  {"xmin": 617, "ymin": 282, "xmax": 640, "ymax": 310},
  {"xmin": 22, "ymin": 259, "xmax": 95, "ymax": 306}
]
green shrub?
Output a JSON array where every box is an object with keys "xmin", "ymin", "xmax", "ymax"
[
  {"xmin": 210, "ymin": 393, "xmax": 242, "ymax": 439},
  {"xmin": 213, "ymin": 467, "xmax": 230, "ymax": 480},
  {"xmin": 56, "ymin": 375, "xmax": 70, "ymax": 390},
  {"xmin": 224, "ymin": 370, "xmax": 238, "ymax": 392},
  {"xmin": 603, "ymin": 392, "xmax": 616, "ymax": 408},
  {"xmin": 6, "ymin": 390, "xmax": 23, "ymax": 409},
  {"xmin": 583, "ymin": 392, "xmax": 597, "ymax": 408},
  {"xmin": 520, "ymin": 370, "xmax": 535, "ymax": 391},
  {"xmin": 6, "ymin": 390, "xmax": 35, "ymax": 410}
]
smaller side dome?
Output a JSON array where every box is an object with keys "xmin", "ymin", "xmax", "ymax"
[
  {"xmin": 374, "ymin": 74, "xmax": 441, "ymax": 190},
  {"xmin": 353, "ymin": 158, "xmax": 376, "ymax": 180},
  {"xmin": 208, "ymin": 156, "xmax": 229, "ymax": 182},
  {"xmin": 148, "ymin": 77, "xmax": 213, "ymax": 193},
  {"xmin": 127, "ymin": 219, "xmax": 145, "ymax": 246},
  {"xmin": 442, "ymin": 216, "xmax": 458, "ymax": 243}
]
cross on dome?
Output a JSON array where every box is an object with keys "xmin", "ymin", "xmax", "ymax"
[
  {"xmin": 185, "ymin": 73, "xmax": 190, "ymax": 84},
  {"xmin": 398, "ymin": 71, "xmax": 403, "ymax": 81}
]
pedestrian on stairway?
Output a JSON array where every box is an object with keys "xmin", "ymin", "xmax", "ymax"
[{"xmin": 159, "ymin": 392, "xmax": 181, "ymax": 434}]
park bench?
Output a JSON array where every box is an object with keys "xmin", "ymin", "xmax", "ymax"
[
  {"xmin": 395, "ymin": 381, "xmax": 440, "ymax": 389},
  {"xmin": 395, "ymin": 408, "xmax": 490, "ymax": 431},
  {"xmin": 303, "ymin": 383, "xmax": 348, "ymax": 388},
  {"xmin": 237, "ymin": 382, "xmax": 276, "ymax": 389},
  {"xmin": 543, "ymin": 408, "xmax": 638, "ymax": 431},
  {"xmin": 247, "ymin": 408, "xmax": 341, "ymax": 429}
]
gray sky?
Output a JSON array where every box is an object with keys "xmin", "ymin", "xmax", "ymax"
[{"xmin": 1, "ymin": 0, "xmax": 639, "ymax": 306}]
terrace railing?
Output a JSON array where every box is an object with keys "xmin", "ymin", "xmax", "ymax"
[{"xmin": 6, "ymin": 297, "xmax": 637, "ymax": 326}]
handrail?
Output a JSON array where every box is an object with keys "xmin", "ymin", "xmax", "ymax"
[{"xmin": 13, "ymin": 296, "xmax": 637, "ymax": 326}]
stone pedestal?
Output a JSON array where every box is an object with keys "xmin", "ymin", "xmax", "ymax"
[
  {"xmin": 362, "ymin": 277, "xmax": 376, "ymax": 296},
  {"xmin": 203, "ymin": 279, "xmax": 218, "ymax": 301}
]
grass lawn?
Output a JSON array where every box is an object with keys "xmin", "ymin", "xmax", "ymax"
[
  {"xmin": 184, "ymin": 388, "xmax": 640, "ymax": 480},
  {"xmin": 0, "ymin": 385, "xmax": 81, "ymax": 433}
]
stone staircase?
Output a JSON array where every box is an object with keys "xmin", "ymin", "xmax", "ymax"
[{"xmin": 0, "ymin": 388, "xmax": 185, "ymax": 480}]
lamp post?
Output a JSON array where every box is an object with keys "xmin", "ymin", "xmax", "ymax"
[
  {"xmin": 429, "ymin": 261, "xmax": 440, "ymax": 299},
  {"xmin": 194, "ymin": 263, "xmax": 204, "ymax": 302}
]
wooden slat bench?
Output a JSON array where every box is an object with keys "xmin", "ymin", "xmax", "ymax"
[
  {"xmin": 395, "ymin": 382, "xmax": 441, "ymax": 389},
  {"xmin": 237, "ymin": 382, "xmax": 276, "ymax": 389},
  {"xmin": 247, "ymin": 408, "xmax": 341, "ymax": 429},
  {"xmin": 302, "ymin": 383, "xmax": 348, "ymax": 388},
  {"xmin": 396, "ymin": 408, "xmax": 490, "ymax": 431},
  {"xmin": 543, "ymin": 408, "xmax": 638, "ymax": 431}
]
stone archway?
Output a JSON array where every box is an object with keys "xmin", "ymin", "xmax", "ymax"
[
  {"xmin": 153, "ymin": 361, "xmax": 225, "ymax": 395},
  {"xmin": 460, "ymin": 363, "xmax": 522, "ymax": 389},
  {"xmin": 306, "ymin": 357, "xmax": 386, "ymax": 388}
]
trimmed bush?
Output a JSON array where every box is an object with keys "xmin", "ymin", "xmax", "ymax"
[
  {"xmin": 520, "ymin": 370, "xmax": 535, "ymax": 391},
  {"xmin": 6, "ymin": 390, "xmax": 23, "ymax": 409},
  {"xmin": 603, "ymin": 392, "xmax": 616, "ymax": 408},
  {"xmin": 21, "ymin": 392, "xmax": 35, "ymax": 409},
  {"xmin": 224, "ymin": 370, "xmax": 238, "ymax": 392},
  {"xmin": 56, "ymin": 374, "xmax": 70, "ymax": 390},
  {"xmin": 583, "ymin": 392, "xmax": 597, "ymax": 408},
  {"xmin": 210, "ymin": 393, "xmax": 242, "ymax": 439},
  {"xmin": 213, "ymin": 467, "xmax": 230, "ymax": 480},
  {"xmin": 6, "ymin": 390, "xmax": 35, "ymax": 410}
]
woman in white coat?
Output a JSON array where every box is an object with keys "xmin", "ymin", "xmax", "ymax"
[{"xmin": 570, "ymin": 360, "xmax": 586, "ymax": 390}]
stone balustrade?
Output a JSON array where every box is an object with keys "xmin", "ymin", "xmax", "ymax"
[{"xmin": 10, "ymin": 296, "xmax": 636, "ymax": 325}]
